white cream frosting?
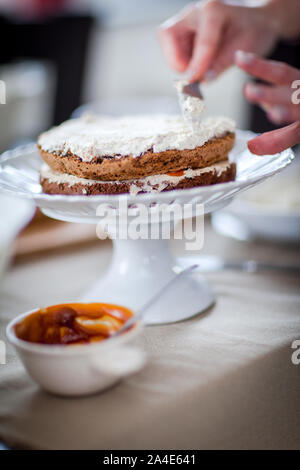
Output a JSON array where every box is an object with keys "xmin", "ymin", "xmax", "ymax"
[
  {"xmin": 38, "ymin": 113, "xmax": 235, "ymax": 163},
  {"xmin": 40, "ymin": 161, "xmax": 232, "ymax": 196},
  {"xmin": 174, "ymin": 79, "xmax": 206, "ymax": 128},
  {"xmin": 182, "ymin": 96, "xmax": 206, "ymax": 124}
]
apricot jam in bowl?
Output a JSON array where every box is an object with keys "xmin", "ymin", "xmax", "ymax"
[{"xmin": 6, "ymin": 303, "xmax": 145, "ymax": 397}]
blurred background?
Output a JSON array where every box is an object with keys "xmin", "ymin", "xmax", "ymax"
[{"xmin": 2, "ymin": 0, "xmax": 300, "ymax": 152}]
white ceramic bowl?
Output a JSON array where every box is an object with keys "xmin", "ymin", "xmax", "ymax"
[
  {"xmin": 220, "ymin": 199, "xmax": 300, "ymax": 243},
  {"xmin": 6, "ymin": 310, "xmax": 145, "ymax": 397},
  {"xmin": 212, "ymin": 162, "xmax": 300, "ymax": 243},
  {"xmin": 0, "ymin": 195, "xmax": 35, "ymax": 288}
]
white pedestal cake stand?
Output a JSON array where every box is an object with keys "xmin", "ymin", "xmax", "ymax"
[{"xmin": 0, "ymin": 130, "xmax": 294, "ymax": 324}]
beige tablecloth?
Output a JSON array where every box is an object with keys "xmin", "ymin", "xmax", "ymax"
[{"xmin": 0, "ymin": 222, "xmax": 299, "ymax": 450}]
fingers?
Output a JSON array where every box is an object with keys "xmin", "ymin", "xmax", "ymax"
[
  {"xmin": 158, "ymin": 4, "xmax": 196, "ymax": 72},
  {"xmin": 158, "ymin": 27, "xmax": 194, "ymax": 72},
  {"xmin": 239, "ymin": 54, "xmax": 300, "ymax": 124},
  {"xmin": 248, "ymin": 121, "xmax": 300, "ymax": 155},
  {"xmin": 266, "ymin": 105, "xmax": 300, "ymax": 125},
  {"xmin": 186, "ymin": 1, "xmax": 226, "ymax": 82},
  {"xmin": 235, "ymin": 50, "xmax": 300, "ymax": 85},
  {"xmin": 244, "ymin": 82, "xmax": 300, "ymax": 123},
  {"xmin": 244, "ymin": 83, "xmax": 292, "ymax": 106},
  {"xmin": 210, "ymin": 41, "xmax": 239, "ymax": 79}
]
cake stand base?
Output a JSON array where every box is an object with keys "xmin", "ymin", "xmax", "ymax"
[{"xmin": 81, "ymin": 238, "xmax": 215, "ymax": 325}]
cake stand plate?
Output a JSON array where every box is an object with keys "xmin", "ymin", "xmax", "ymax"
[{"xmin": 0, "ymin": 130, "xmax": 294, "ymax": 324}]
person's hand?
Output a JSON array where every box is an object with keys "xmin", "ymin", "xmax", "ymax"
[
  {"xmin": 158, "ymin": 0, "xmax": 278, "ymax": 82},
  {"xmin": 235, "ymin": 51, "xmax": 300, "ymax": 155}
]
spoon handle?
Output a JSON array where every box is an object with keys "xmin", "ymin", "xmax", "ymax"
[{"xmin": 116, "ymin": 264, "xmax": 198, "ymax": 335}]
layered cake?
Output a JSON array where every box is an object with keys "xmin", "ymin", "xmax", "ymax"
[
  {"xmin": 40, "ymin": 160, "xmax": 236, "ymax": 196},
  {"xmin": 38, "ymin": 101, "xmax": 236, "ymax": 196}
]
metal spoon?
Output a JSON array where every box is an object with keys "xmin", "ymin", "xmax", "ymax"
[
  {"xmin": 182, "ymin": 81, "xmax": 203, "ymax": 99},
  {"xmin": 174, "ymin": 79, "xmax": 203, "ymax": 100},
  {"xmin": 114, "ymin": 264, "xmax": 198, "ymax": 336}
]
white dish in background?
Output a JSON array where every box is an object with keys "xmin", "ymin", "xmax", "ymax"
[
  {"xmin": 212, "ymin": 162, "xmax": 300, "ymax": 243},
  {"xmin": 0, "ymin": 195, "xmax": 35, "ymax": 287},
  {"xmin": 6, "ymin": 311, "xmax": 145, "ymax": 397}
]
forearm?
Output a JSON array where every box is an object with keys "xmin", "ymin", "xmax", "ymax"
[{"xmin": 263, "ymin": 0, "xmax": 300, "ymax": 39}]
